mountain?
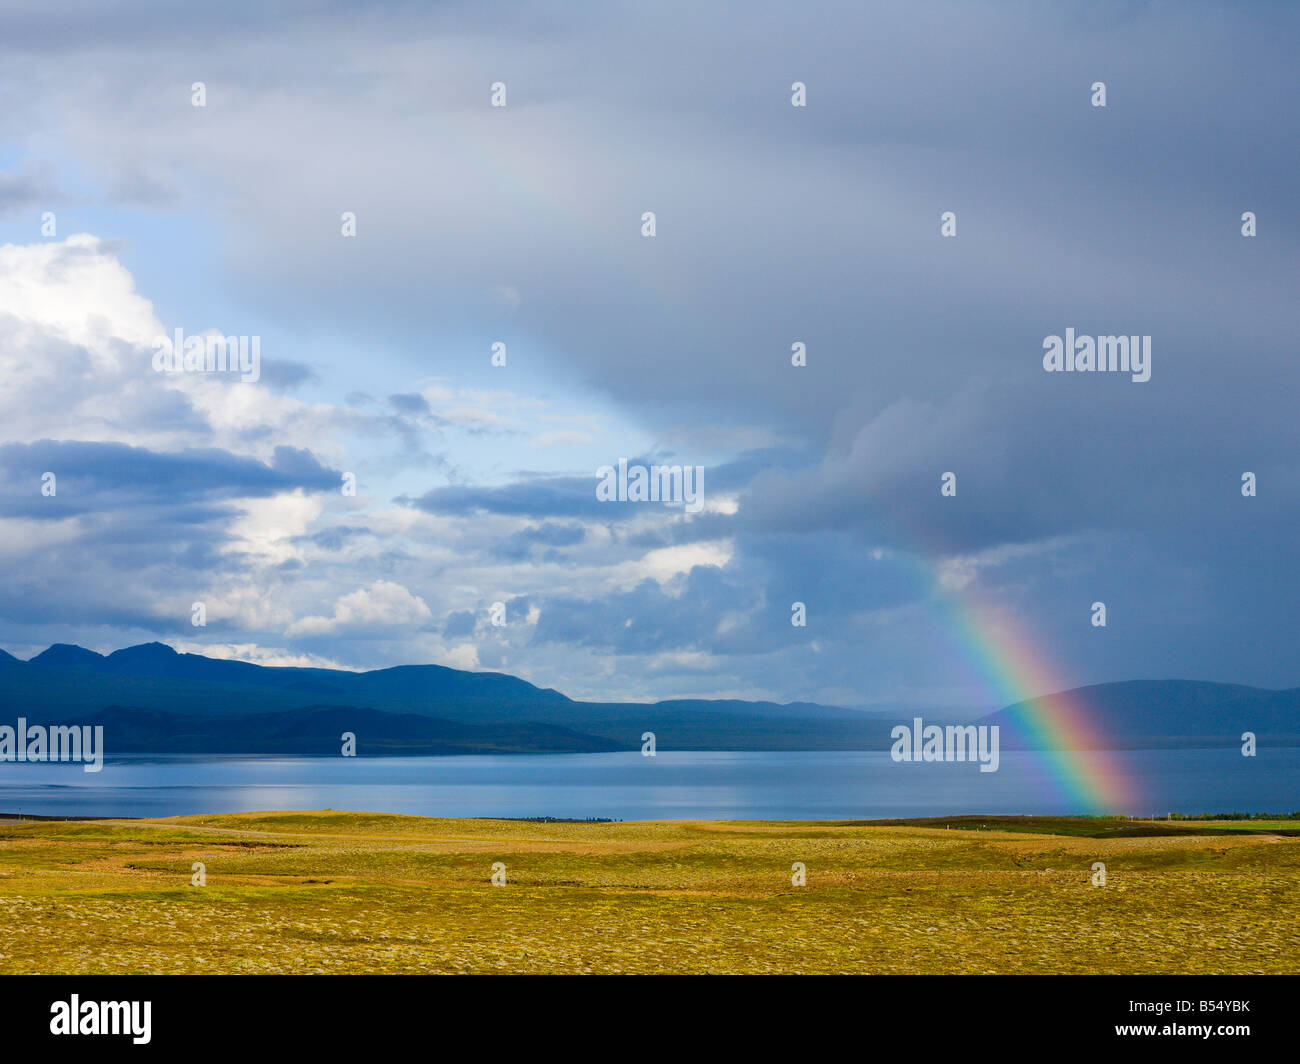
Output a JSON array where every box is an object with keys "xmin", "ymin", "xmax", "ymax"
[
  {"xmin": 65, "ymin": 705, "xmax": 622, "ymax": 756},
  {"xmin": 0, "ymin": 641, "xmax": 881, "ymax": 750},
  {"xmin": 28, "ymin": 643, "xmax": 105, "ymax": 669},
  {"xmin": 985, "ymin": 680, "xmax": 1300, "ymax": 749},
  {"xmin": 2, "ymin": 642, "xmax": 1296, "ymax": 752}
]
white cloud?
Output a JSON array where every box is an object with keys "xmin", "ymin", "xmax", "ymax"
[
  {"xmin": 286, "ymin": 579, "xmax": 432, "ymax": 637},
  {"xmin": 171, "ymin": 641, "xmax": 361, "ymax": 671},
  {"xmin": 443, "ymin": 644, "xmax": 480, "ymax": 670},
  {"xmin": 193, "ymin": 585, "xmax": 296, "ymax": 631},
  {"xmin": 223, "ymin": 490, "xmax": 324, "ymax": 564},
  {"xmin": 531, "ymin": 430, "xmax": 593, "ymax": 449},
  {"xmin": 619, "ymin": 540, "xmax": 733, "ymax": 589}
]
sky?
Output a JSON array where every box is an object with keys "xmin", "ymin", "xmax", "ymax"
[{"xmin": 0, "ymin": 0, "xmax": 1295, "ymax": 708}]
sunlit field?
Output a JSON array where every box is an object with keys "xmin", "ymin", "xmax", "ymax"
[{"xmin": 1, "ymin": 812, "xmax": 1296, "ymax": 974}]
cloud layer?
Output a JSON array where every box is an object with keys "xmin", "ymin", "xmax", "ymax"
[{"xmin": 0, "ymin": 1, "xmax": 1295, "ymax": 707}]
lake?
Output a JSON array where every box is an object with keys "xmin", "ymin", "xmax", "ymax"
[{"xmin": 1, "ymin": 748, "xmax": 1296, "ymax": 820}]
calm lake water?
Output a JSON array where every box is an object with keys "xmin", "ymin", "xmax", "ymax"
[{"xmin": 1, "ymin": 748, "xmax": 1295, "ymax": 820}]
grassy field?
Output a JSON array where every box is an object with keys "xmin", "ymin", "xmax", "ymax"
[{"xmin": 1, "ymin": 811, "xmax": 1297, "ymax": 973}]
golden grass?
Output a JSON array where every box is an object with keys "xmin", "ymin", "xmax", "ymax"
[{"xmin": 1, "ymin": 811, "xmax": 1297, "ymax": 973}]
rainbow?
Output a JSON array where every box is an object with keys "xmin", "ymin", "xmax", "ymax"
[
  {"xmin": 462, "ymin": 120, "xmax": 1138, "ymax": 812},
  {"xmin": 924, "ymin": 570, "xmax": 1140, "ymax": 813}
]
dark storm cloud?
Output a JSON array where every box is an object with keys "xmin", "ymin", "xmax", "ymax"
[
  {"xmin": 491, "ymin": 521, "xmax": 586, "ymax": 561},
  {"xmin": 304, "ymin": 525, "xmax": 373, "ymax": 552},
  {"xmin": 406, "ymin": 474, "xmax": 609, "ymax": 519},
  {"xmin": 530, "ymin": 568, "xmax": 763, "ymax": 656},
  {"xmin": 388, "ymin": 392, "xmax": 431, "ymax": 415},
  {"xmin": 442, "ymin": 609, "xmax": 476, "ymax": 638},
  {"xmin": 259, "ymin": 359, "xmax": 319, "ymax": 391},
  {"xmin": 0, "ymin": 440, "xmax": 341, "ymax": 516},
  {"xmin": 0, "ymin": 0, "xmax": 1295, "ymax": 699},
  {"xmin": 0, "ymin": 158, "xmax": 68, "ymax": 216},
  {"xmin": 410, "ymin": 449, "xmax": 775, "ymax": 524}
]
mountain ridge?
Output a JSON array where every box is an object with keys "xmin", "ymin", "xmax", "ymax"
[{"xmin": 2, "ymin": 642, "xmax": 1297, "ymax": 752}]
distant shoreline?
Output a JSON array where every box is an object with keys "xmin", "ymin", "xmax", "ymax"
[{"xmin": 4, "ymin": 810, "xmax": 1298, "ymax": 830}]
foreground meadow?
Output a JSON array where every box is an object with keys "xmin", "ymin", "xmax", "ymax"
[{"xmin": 1, "ymin": 812, "xmax": 1297, "ymax": 973}]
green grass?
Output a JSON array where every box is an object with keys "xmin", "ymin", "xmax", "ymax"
[
  {"xmin": 1, "ymin": 811, "xmax": 1297, "ymax": 973},
  {"xmin": 854, "ymin": 814, "xmax": 1300, "ymax": 837}
]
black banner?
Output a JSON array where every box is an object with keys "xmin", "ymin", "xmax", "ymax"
[{"xmin": 2, "ymin": 975, "xmax": 1291, "ymax": 1054}]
